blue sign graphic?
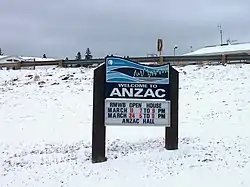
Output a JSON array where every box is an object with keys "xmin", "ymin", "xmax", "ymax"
[
  {"xmin": 105, "ymin": 56, "xmax": 170, "ymax": 100},
  {"xmin": 106, "ymin": 57, "xmax": 169, "ymax": 84}
]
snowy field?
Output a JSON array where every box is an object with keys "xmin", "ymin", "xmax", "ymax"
[{"xmin": 1, "ymin": 64, "xmax": 250, "ymax": 186}]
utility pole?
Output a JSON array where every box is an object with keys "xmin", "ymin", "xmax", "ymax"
[
  {"xmin": 190, "ymin": 46, "xmax": 193, "ymax": 52},
  {"xmin": 218, "ymin": 24, "xmax": 223, "ymax": 45}
]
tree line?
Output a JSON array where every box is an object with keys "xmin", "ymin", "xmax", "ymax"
[{"xmin": 74, "ymin": 47, "xmax": 92, "ymax": 60}]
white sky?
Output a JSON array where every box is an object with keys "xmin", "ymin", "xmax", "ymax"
[{"xmin": 0, "ymin": 0, "xmax": 250, "ymax": 58}]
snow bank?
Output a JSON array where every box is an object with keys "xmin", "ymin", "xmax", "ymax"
[{"xmin": 1, "ymin": 64, "xmax": 250, "ymax": 186}]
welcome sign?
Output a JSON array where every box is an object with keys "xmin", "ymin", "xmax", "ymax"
[
  {"xmin": 92, "ymin": 55, "xmax": 179, "ymax": 163},
  {"xmin": 104, "ymin": 57, "xmax": 170, "ymax": 126}
]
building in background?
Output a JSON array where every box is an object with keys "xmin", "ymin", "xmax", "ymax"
[
  {"xmin": 0, "ymin": 55, "xmax": 57, "ymax": 63},
  {"xmin": 0, "ymin": 55, "xmax": 59, "ymax": 70},
  {"xmin": 183, "ymin": 42, "xmax": 250, "ymax": 56}
]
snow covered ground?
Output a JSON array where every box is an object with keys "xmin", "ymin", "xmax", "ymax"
[{"xmin": 1, "ymin": 64, "xmax": 250, "ymax": 186}]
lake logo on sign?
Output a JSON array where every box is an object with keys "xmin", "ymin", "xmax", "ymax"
[{"xmin": 108, "ymin": 60, "xmax": 113, "ymax": 65}]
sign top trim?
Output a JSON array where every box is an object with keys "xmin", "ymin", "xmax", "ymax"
[{"xmin": 105, "ymin": 56, "xmax": 170, "ymax": 67}]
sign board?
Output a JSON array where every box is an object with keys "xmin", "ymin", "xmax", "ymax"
[
  {"xmin": 105, "ymin": 98, "xmax": 170, "ymax": 126},
  {"xmin": 157, "ymin": 39, "xmax": 163, "ymax": 52},
  {"xmin": 105, "ymin": 57, "xmax": 170, "ymax": 126},
  {"xmin": 92, "ymin": 55, "xmax": 179, "ymax": 163}
]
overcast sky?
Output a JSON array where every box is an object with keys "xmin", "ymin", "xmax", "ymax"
[{"xmin": 1, "ymin": 0, "xmax": 250, "ymax": 59}]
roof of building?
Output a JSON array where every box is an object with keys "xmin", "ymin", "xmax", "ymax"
[
  {"xmin": 0, "ymin": 55, "xmax": 7, "ymax": 59},
  {"xmin": 0, "ymin": 55, "xmax": 58, "ymax": 61},
  {"xmin": 183, "ymin": 43, "xmax": 250, "ymax": 56},
  {"xmin": 20, "ymin": 56, "xmax": 58, "ymax": 61}
]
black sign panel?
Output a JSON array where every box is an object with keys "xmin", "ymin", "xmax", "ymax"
[{"xmin": 106, "ymin": 83, "xmax": 170, "ymax": 100}]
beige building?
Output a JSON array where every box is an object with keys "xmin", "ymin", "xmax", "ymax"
[{"xmin": 0, "ymin": 55, "xmax": 58, "ymax": 69}]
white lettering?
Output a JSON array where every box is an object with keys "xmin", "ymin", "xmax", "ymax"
[
  {"xmin": 134, "ymin": 88, "xmax": 144, "ymax": 97},
  {"xmin": 155, "ymin": 89, "xmax": 166, "ymax": 98},
  {"xmin": 122, "ymin": 88, "xmax": 133, "ymax": 97},
  {"xmin": 118, "ymin": 83, "xmax": 147, "ymax": 88},
  {"xmin": 118, "ymin": 84, "xmax": 126, "ymax": 87},
  {"xmin": 144, "ymin": 89, "xmax": 155, "ymax": 97},
  {"xmin": 110, "ymin": 88, "xmax": 121, "ymax": 97},
  {"xmin": 109, "ymin": 88, "xmax": 166, "ymax": 98}
]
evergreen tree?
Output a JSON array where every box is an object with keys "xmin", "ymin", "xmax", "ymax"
[
  {"xmin": 65, "ymin": 57, "xmax": 69, "ymax": 60},
  {"xmin": 43, "ymin": 54, "xmax": 47, "ymax": 58},
  {"xmin": 0, "ymin": 48, "xmax": 3, "ymax": 55},
  {"xmin": 75, "ymin": 52, "xmax": 82, "ymax": 60},
  {"xmin": 85, "ymin": 48, "xmax": 93, "ymax": 60}
]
